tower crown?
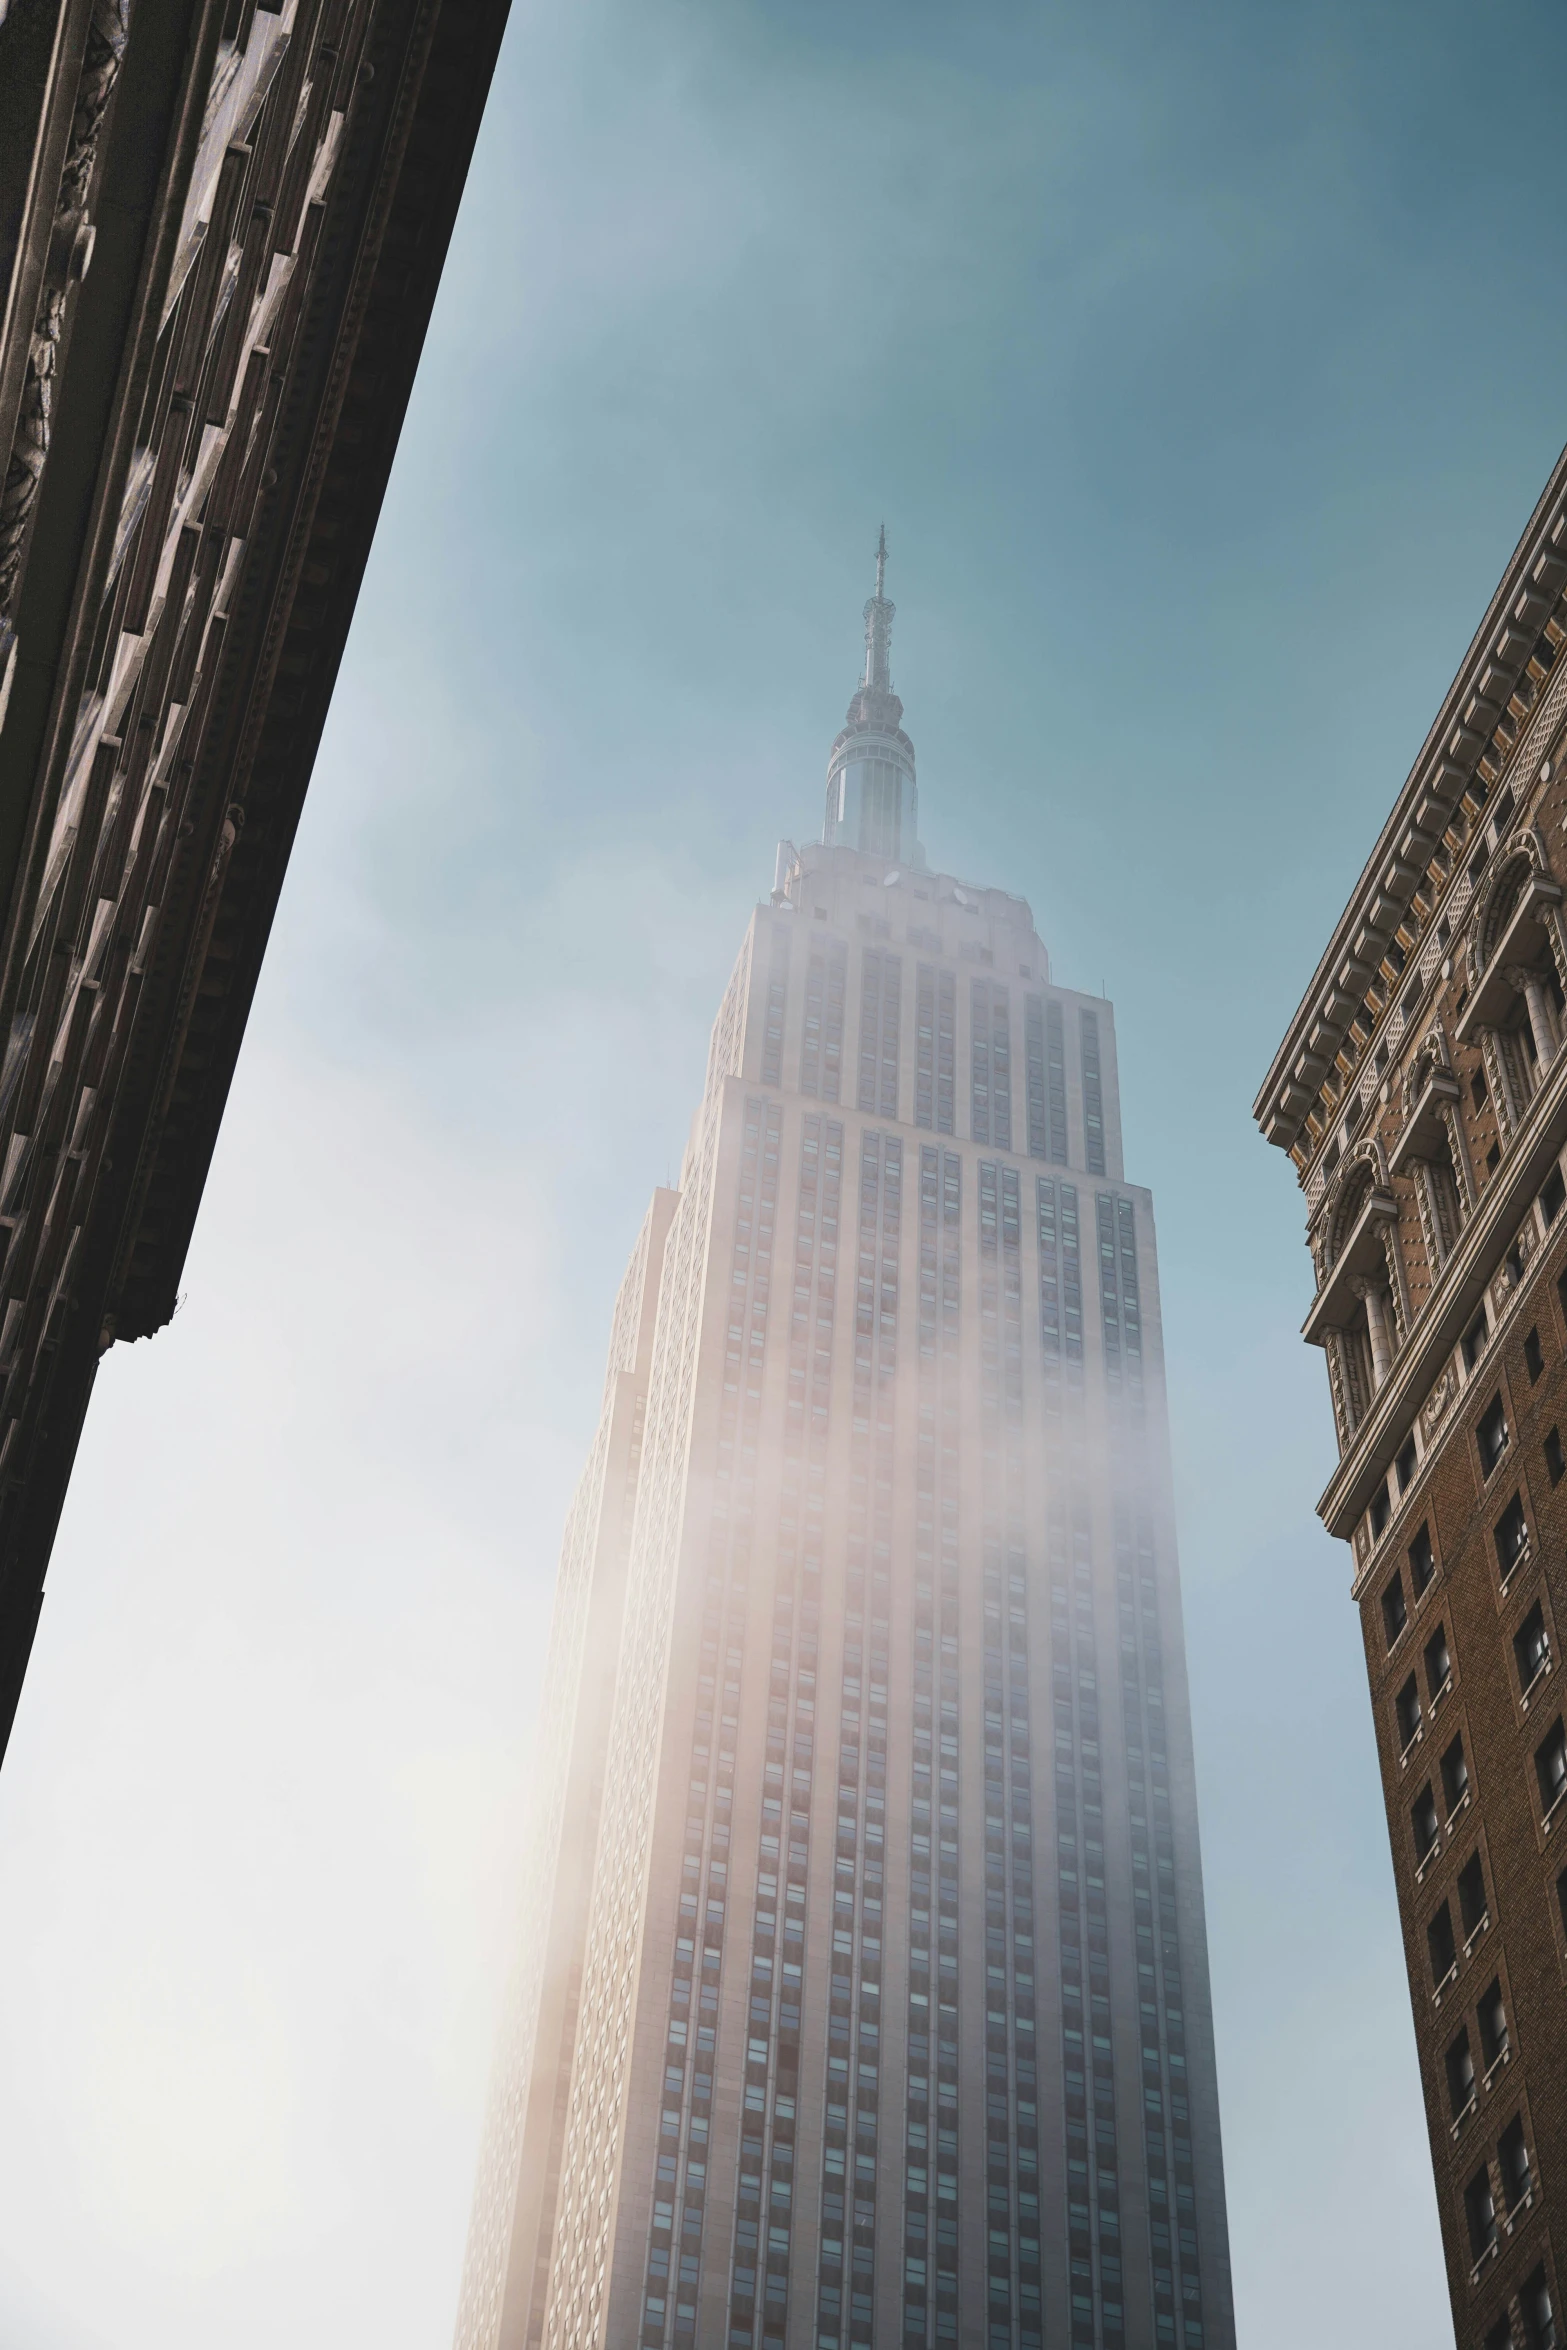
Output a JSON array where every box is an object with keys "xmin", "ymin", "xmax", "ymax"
[{"xmin": 823, "ymin": 527, "xmax": 922, "ymax": 865}]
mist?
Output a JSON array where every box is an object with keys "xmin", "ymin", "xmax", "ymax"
[{"xmin": 4, "ymin": 1, "xmax": 1567, "ymax": 2345}]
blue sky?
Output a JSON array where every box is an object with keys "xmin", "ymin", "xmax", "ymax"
[{"xmin": 4, "ymin": 2, "xmax": 1567, "ymax": 2345}]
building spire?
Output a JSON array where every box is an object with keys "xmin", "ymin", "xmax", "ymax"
[
  {"xmin": 861, "ymin": 524, "xmax": 894, "ymax": 697},
  {"xmin": 824, "ymin": 526, "xmax": 921, "ymax": 865}
]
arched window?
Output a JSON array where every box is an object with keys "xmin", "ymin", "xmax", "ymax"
[
  {"xmin": 1458, "ymin": 840, "xmax": 1567, "ymax": 1136},
  {"xmin": 1391, "ymin": 1035, "xmax": 1471, "ymax": 1277},
  {"xmin": 1308, "ymin": 1150, "xmax": 1405, "ymax": 1440}
]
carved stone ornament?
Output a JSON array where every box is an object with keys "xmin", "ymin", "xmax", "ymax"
[
  {"xmin": 1423, "ymin": 1363, "xmax": 1456, "ymax": 1438},
  {"xmin": 1401, "ymin": 1022, "xmax": 1454, "ymax": 1118},
  {"xmin": 1490, "ymin": 1217, "xmax": 1537, "ymax": 1322},
  {"xmin": 1466, "ymin": 827, "xmax": 1557, "ymax": 990},
  {"xmin": 0, "ymin": 0, "xmax": 132, "ymax": 621},
  {"xmin": 1317, "ymin": 1135, "xmax": 1394, "ymax": 1269}
]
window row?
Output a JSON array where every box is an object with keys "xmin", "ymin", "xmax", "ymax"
[
  {"xmin": 1463, "ymin": 2108, "xmax": 1537, "ymax": 2278},
  {"xmin": 785, "ymin": 937, "xmax": 1106, "ymax": 1169}
]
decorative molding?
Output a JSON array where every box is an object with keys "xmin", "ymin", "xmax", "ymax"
[
  {"xmin": 1255, "ymin": 487, "xmax": 1567, "ymax": 1154},
  {"xmin": 1467, "ymin": 825, "xmax": 1555, "ymax": 985},
  {"xmin": 1480, "ymin": 1024, "xmax": 1518, "ymax": 1142},
  {"xmin": 1443, "ymin": 1097, "xmax": 1478, "ymax": 1216},
  {"xmin": 1316, "ymin": 1035, "xmax": 1567, "ymax": 1537},
  {"xmin": 1422, "ymin": 1362, "xmax": 1456, "ymax": 1439},
  {"xmin": 1315, "ymin": 1133, "xmax": 1393, "ymax": 1266}
]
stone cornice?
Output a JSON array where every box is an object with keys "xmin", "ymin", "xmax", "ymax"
[
  {"xmin": 1254, "ymin": 441, "xmax": 1567, "ymax": 1155},
  {"xmin": 1316, "ymin": 1038, "xmax": 1567, "ymax": 1539}
]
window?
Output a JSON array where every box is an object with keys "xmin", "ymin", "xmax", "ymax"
[
  {"xmin": 1478, "ymin": 1977, "xmax": 1508, "ymax": 2070},
  {"xmin": 1458, "ymin": 1853, "xmax": 1488, "ymax": 1939},
  {"xmin": 1491, "ymin": 2319, "xmax": 1521, "ymax": 2350},
  {"xmin": 1445, "ymin": 2027, "xmax": 1476, "ymax": 2120},
  {"xmin": 1413, "ymin": 1784, "xmax": 1440, "ymax": 1864},
  {"xmin": 1535, "ymin": 1719, "xmax": 1567, "ymax": 1819},
  {"xmin": 1521, "ymin": 2262, "xmax": 1559, "ymax": 2350},
  {"xmin": 1443, "ymin": 1735, "xmax": 1471, "ymax": 1816},
  {"xmin": 1515, "ymin": 1602, "xmax": 1550, "ymax": 1696},
  {"xmin": 1426, "ymin": 1624, "xmax": 1453, "ymax": 1701},
  {"xmin": 1465, "ymin": 1308, "xmax": 1491, "ymax": 1371},
  {"xmin": 1397, "ymin": 1434, "xmax": 1418, "ymax": 1493},
  {"xmin": 1487, "ymin": 1142, "xmax": 1503, "ymax": 1176},
  {"xmin": 1473, "ymin": 1068, "xmax": 1490, "ymax": 1112},
  {"xmin": 1527, "ymin": 1325, "xmax": 1546, "ymax": 1383},
  {"xmin": 1495, "ymin": 1495, "xmax": 1529, "ymax": 1579},
  {"xmin": 1080, "ymin": 1010, "xmax": 1105, "ymax": 1176},
  {"xmin": 1548, "ymin": 1428, "xmax": 1566, "ymax": 1488},
  {"xmin": 1429, "ymin": 1901, "xmax": 1457, "ymax": 1988},
  {"xmin": 1383, "ymin": 1575, "xmax": 1409, "ymax": 1650},
  {"xmin": 1465, "ymin": 2162, "xmax": 1498, "ymax": 2262},
  {"xmin": 1410, "ymin": 1522, "xmax": 1436, "ymax": 1597},
  {"xmin": 1478, "ymin": 1394, "xmax": 1510, "ymax": 1475},
  {"xmin": 1499, "ymin": 2116, "xmax": 1532, "ymax": 2215},
  {"xmin": 1396, "ymin": 1674, "xmax": 1422, "ymax": 1751},
  {"xmin": 1370, "ymin": 1484, "xmax": 1391, "ymax": 1540},
  {"xmin": 1546, "ymin": 1165, "xmax": 1567, "ymax": 1225}
]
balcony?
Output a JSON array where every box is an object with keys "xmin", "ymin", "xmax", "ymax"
[
  {"xmin": 1389, "ymin": 1067, "xmax": 1462, "ymax": 1176},
  {"xmin": 1304, "ymin": 1184, "xmax": 1401, "ymax": 1341},
  {"xmin": 1456, "ymin": 868, "xmax": 1565, "ymax": 1040}
]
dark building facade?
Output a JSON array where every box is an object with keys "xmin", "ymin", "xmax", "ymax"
[
  {"xmin": 0, "ymin": 0, "xmax": 509, "ymax": 1757},
  {"xmin": 1256, "ymin": 446, "xmax": 1567, "ymax": 2349},
  {"xmin": 457, "ymin": 553, "xmax": 1235, "ymax": 2350}
]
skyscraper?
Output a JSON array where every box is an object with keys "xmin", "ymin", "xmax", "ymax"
[
  {"xmin": 1254, "ymin": 445, "xmax": 1567, "ymax": 2349},
  {"xmin": 456, "ymin": 546, "xmax": 1235, "ymax": 2350}
]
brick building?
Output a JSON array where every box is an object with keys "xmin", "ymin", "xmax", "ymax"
[
  {"xmin": 455, "ymin": 546, "xmax": 1236, "ymax": 2350},
  {"xmin": 1255, "ymin": 447, "xmax": 1567, "ymax": 2348}
]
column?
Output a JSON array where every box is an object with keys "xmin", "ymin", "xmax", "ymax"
[
  {"xmin": 1351, "ymin": 1277, "xmax": 1393, "ymax": 1392},
  {"xmin": 1508, "ymin": 965, "xmax": 1559, "ymax": 1072}
]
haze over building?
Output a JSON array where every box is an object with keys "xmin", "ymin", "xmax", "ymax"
[
  {"xmin": 457, "ymin": 544, "xmax": 1235, "ymax": 2350},
  {"xmin": 1255, "ymin": 447, "xmax": 1567, "ymax": 2350}
]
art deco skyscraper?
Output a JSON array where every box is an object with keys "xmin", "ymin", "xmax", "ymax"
[{"xmin": 456, "ymin": 544, "xmax": 1235, "ymax": 2350}]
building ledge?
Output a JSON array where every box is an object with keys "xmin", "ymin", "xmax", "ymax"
[
  {"xmin": 1388, "ymin": 1070, "xmax": 1461, "ymax": 1175},
  {"xmin": 1455, "ymin": 869, "xmax": 1564, "ymax": 1041},
  {"xmin": 1301, "ymin": 1189, "xmax": 1400, "ymax": 1341}
]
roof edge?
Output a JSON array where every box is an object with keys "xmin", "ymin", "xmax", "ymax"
[{"xmin": 1253, "ymin": 439, "xmax": 1567, "ymax": 1152}]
